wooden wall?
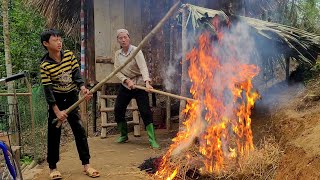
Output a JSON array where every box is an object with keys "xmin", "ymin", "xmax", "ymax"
[
  {"xmin": 94, "ymin": 0, "xmax": 142, "ymax": 83},
  {"xmin": 93, "ymin": 0, "xmax": 213, "ymax": 85}
]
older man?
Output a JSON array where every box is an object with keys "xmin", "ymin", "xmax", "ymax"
[{"xmin": 113, "ymin": 29, "xmax": 160, "ymax": 149}]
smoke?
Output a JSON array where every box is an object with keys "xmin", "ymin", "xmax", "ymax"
[
  {"xmin": 219, "ymin": 21, "xmax": 258, "ymax": 65},
  {"xmin": 168, "ymin": 21, "xmax": 261, "ymax": 157},
  {"xmin": 162, "ymin": 55, "xmax": 181, "ymax": 92},
  {"xmin": 171, "ymin": 113, "xmax": 206, "ymax": 156}
]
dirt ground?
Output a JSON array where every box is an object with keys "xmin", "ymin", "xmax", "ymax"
[
  {"xmin": 253, "ymin": 81, "xmax": 320, "ymax": 180},
  {"xmin": 27, "ymin": 129, "xmax": 175, "ymax": 180},
  {"xmin": 23, "ymin": 80, "xmax": 320, "ymax": 180},
  {"xmin": 271, "ymin": 85, "xmax": 320, "ymax": 180}
]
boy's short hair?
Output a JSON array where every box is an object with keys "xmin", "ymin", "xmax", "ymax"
[{"xmin": 40, "ymin": 29, "xmax": 62, "ymax": 50}]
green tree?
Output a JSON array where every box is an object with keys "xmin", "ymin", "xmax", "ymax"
[
  {"xmin": 9, "ymin": 0, "xmax": 46, "ymax": 81},
  {"xmin": 298, "ymin": 0, "xmax": 320, "ymax": 33},
  {"xmin": 0, "ymin": 0, "xmax": 46, "ymax": 82},
  {"xmin": 274, "ymin": 0, "xmax": 320, "ymax": 33}
]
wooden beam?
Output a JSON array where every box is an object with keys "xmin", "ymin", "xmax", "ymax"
[
  {"xmin": 102, "ymin": 120, "xmax": 139, "ymax": 128},
  {"xmin": 96, "ymin": 56, "xmax": 113, "ymax": 64},
  {"xmin": 100, "ymin": 106, "xmax": 138, "ymax": 112},
  {"xmin": 100, "ymin": 95, "xmax": 117, "ymax": 99},
  {"xmin": 0, "ymin": 93, "xmax": 31, "ymax": 96}
]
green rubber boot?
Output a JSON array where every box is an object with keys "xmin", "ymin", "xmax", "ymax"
[
  {"xmin": 116, "ymin": 121, "xmax": 128, "ymax": 143},
  {"xmin": 146, "ymin": 123, "xmax": 160, "ymax": 149}
]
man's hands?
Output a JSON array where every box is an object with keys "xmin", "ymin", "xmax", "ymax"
[
  {"xmin": 145, "ymin": 80, "xmax": 153, "ymax": 92},
  {"xmin": 124, "ymin": 79, "xmax": 153, "ymax": 92},
  {"xmin": 80, "ymin": 86, "xmax": 93, "ymax": 101},
  {"xmin": 125, "ymin": 79, "xmax": 135, "ymax": 89}
]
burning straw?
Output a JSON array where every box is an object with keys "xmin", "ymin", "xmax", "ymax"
[
  {"xmin": 144, "ymin": 137, "xmax": 281, "ymax": 179},
  {"xmin": 154, "ymin": 18, "xmax": 267, "ymax": 179}
]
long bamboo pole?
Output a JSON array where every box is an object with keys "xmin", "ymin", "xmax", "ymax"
[
  {"xmin": 134, "ymin": 85, "xmax": 196, "ymax": 102},
  {"xmin": 54, "ymin": 0, "xmax": 181, "ymax": 128}
]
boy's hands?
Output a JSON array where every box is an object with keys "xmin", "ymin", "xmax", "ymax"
[
  {"xmin": 53, "ymin": 105, "xmax": 68, "ymax": 122},
  {"xmin": 56, "ymin": 110, "xmax": 68, "ymax": 122},
  {"xmin": 80, "ymin": 86, "xmax": 93, "ymax": 101}
]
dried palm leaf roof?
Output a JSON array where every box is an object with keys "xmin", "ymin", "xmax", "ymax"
[
  {"xmin": 26, "ymin": 0, "xmax": 81, "ymax": 38},
  {"xmin": 25, "ymin": 0, "xmax": 289, "ymax": 38},
  {"xmin": 182, "ymin": 4, "xmax": 320, "ymax": 65},
  {"xmin": 26, "ymin": 0, "xmax": 319, "ymax": 66}
]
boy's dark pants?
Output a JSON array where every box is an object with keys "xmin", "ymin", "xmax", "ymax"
[{"xmin": 47, "ymin": 90, "xmax": 90, "ymax": 169}]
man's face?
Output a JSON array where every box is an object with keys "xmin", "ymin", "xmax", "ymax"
[
  {"xmin": 43, "ymin": 35, "xmax": 63, "ymax": 52},
  {"xmin": 117, "ymin": 32, "xmax": 130, "ymax": 48}
]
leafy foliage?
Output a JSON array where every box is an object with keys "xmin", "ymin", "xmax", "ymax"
[
  {"xmin": 0, "ymin": 0, "xmax": 46, "ymax": 82},
  {"xmin": 271, "ymin": 0, "xmax": 320, "ymax": 34}
]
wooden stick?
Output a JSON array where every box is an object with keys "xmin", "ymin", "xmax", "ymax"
[
  {"xmin": 134, "ymin": 85, "xmax": 196, "ymax": 102},
  {"xmin": 166, "ymin": 96, "xmax": 171, "ymax": 131},
  {"xmin": 54, "ymin": 0, "xmax": 181, "ymax": 128}
]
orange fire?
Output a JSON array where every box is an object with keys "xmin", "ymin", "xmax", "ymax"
[{"xmin": 155, "ymin": 31, "xmax": 260, "ymax": 179}]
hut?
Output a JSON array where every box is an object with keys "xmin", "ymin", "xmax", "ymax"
[{"xmin": 27, "ymin": 0, "xmax": 320, "ymax": 136}]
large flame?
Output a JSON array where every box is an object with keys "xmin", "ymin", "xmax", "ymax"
[{"xmin": 156, "ymin": 29, "xmax": 260, "ymax": 179}]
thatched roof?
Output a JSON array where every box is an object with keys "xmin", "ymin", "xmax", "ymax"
[
  {"xmin": 27, "ymin": 0, "xmax": 319, "ymax": 66},
  {"xmin": 182, "ymin": 4, "xmax": 320, "ymax": 66},
  {"xmin": 26, "ymin": 0, "xmax": 81, "ymax": 38}
]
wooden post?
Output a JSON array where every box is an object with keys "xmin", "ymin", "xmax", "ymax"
[
  {"xmin": 11, "ymin": 91, "xmax": 19, "ymax": 146},
  {"xmin": 166, "ymin": 96, "xmax": 171, "ymax": 131},
  {"xmin": 131, "ymin": 99, "xmax": 140, "ymax": 137},
  {"xmin": 26, "ymin": 78, "xmax": 35, "ymax": 158},
  {"xmin": 85, "ymin": 0, "xmax": 96, "ymax": 85},
  {"xmin": 179, "ymin": 6, "xmax": 189, "ymax": 128},
  {"xmin": 11, "ymin": 145, "xmax": 22, "ymax": 177},
  {"xmin": 285, "ymin": 56, "xmax": 290, "ymax": 82},
  {"xmin": 92, "ymin": 91, "xmax": 97, "ymax": 133},
  {"xmin": 100, "ymin": 85, "xmax": 107, "ymax": 138}
]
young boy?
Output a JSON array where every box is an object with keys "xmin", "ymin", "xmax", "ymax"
[{"xmin": 39, "ymin": 29, "xmax": 99, "ymax": 179}]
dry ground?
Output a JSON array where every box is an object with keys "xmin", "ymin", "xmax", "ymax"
[{"xmin": 28, "ymin": 130, "xmax": 174, "ymax": 180}]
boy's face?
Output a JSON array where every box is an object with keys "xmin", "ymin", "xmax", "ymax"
[
  {"xmin": 43, "ymin": 35, "xmax": 63, "ymax": 52},
  {"xmin": 117, "ymin": 32, "xmax": 130, "ymax": 48}
]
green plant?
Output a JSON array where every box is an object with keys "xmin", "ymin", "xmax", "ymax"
[{"xmin": 21, "ymin": 155, "xmax": 33, "ymax": 165}]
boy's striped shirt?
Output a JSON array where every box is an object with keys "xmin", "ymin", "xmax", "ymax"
[{"xmin": 40, "ymin": 50, "xmax": 81, "ymax": 93}]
